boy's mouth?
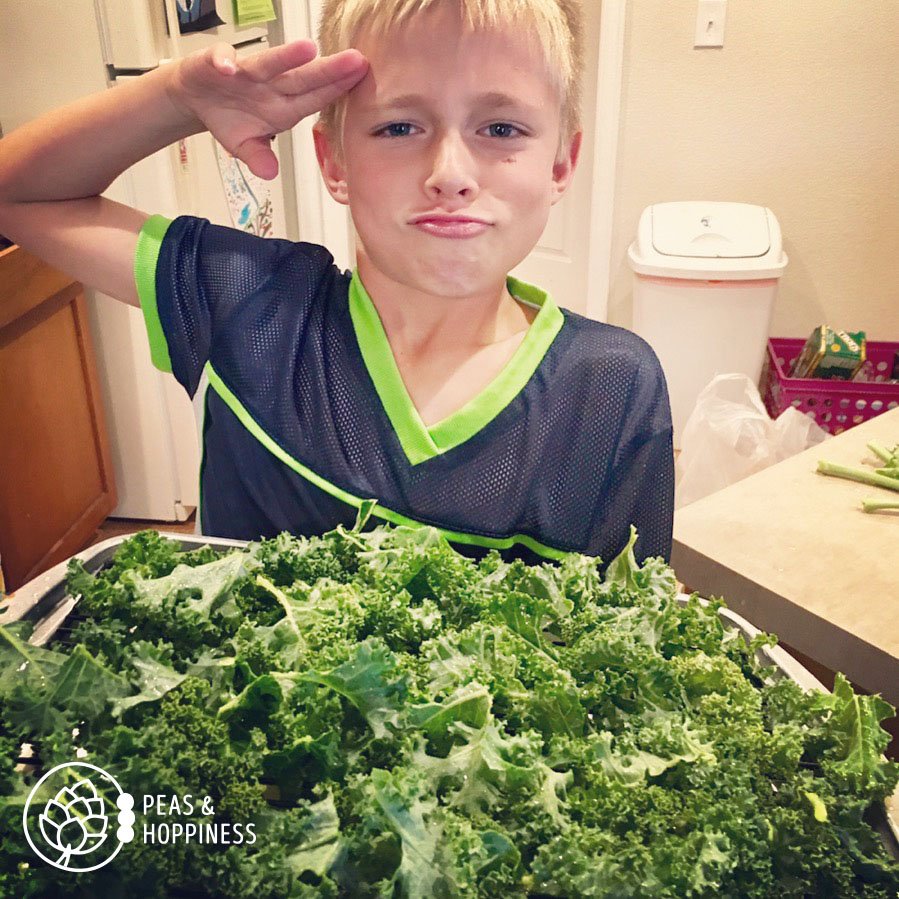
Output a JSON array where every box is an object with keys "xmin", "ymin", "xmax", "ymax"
[{"xmin": 410, "ymin": 213, "xmax": 491, "ymax": 239}]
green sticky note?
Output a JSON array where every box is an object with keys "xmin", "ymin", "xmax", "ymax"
[{"xmin": 234, "ymin": 0, "xmax": 276, "ymax": 27}]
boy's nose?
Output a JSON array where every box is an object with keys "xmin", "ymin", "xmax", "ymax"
[{"xmin": 423, "ymin": 131, "xmax": 478, "ymax": 198}]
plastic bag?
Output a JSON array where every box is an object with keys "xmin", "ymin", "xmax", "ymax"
[{"xmin": 675, "ymin": 373, "xmax": 829, "ymax": 508}]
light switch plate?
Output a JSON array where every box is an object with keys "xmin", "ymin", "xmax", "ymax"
[{"xmin": 694, "ymin": 0, "xmax": 726, "ymax": 48}]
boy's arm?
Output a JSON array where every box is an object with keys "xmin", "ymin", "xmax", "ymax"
[
  {"xmin": 0, "ymin": 65, "xmax": 197, "ymax": 307},
  {"xmin": 0, "ymin": 41, "xmax": 367, "ymax": 307}
]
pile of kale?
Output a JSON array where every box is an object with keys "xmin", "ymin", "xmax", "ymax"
[{"xmin": 1, "ymin": 518, "xmax": 897, "ymax": 898}]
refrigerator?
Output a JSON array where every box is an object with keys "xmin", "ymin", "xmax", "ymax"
[{"xmin": 0, "ymin": 0, "xmax": 307, "ymax": 526}]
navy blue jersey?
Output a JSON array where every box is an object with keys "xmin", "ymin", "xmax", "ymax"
[{"xmin": 136, "ymin": 215, "xmax": 673, "ymax": 565}]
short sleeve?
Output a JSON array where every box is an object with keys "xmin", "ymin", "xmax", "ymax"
[
  {"xmin": 134, "ymin": 214, "xmax": 295, "ymax": 397},
  {"xmin": 608, "ymin": 343, "xmax": 675, "ymax": 563}
]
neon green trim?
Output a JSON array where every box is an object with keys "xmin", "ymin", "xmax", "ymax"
[
  {"xmin": 204, "ymin": 362, "xmax": 571, "ymax": 561},
  {"xmin": 430, "ymin": 276, "xmax": 563, "ymax": 451},
  {"xmin": 348, "ymin": 271, "xmax": 564, "ymax": 466},
  {"xmin": 197, "ymin": 376, "xmax": 210, "ymax": 534},
  {"xmin": 348, "ymin": 275, "xmax": 437, "ymax": 465},
  {"xmin": 135, "ymin": 214, "xmax": 175, "ymax": 373}
]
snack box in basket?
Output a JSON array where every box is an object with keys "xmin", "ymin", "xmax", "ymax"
[
  {"xmin": 790, "ymin": 326, "xmax": 866, "ymax": 380},
  {"xmin": 763, "ymin": 337, "xmax": 899, "ymax": 434}
]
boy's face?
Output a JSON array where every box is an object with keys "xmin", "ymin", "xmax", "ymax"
[{"xmin": 313, "ymin": 4, "xmax": 581, "ymax": 301}]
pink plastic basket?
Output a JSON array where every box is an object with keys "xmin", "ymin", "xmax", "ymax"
[{"xmin": 761, "ymin": 338, "xmax": 899, "ymax": 435}]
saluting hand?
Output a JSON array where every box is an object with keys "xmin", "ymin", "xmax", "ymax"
[{"xmin": 167, "ymin": 39, "xmax": 368, "ymax": 179}]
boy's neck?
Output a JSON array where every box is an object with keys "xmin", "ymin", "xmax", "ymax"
[{"xmin": 355, "ymin": 248, "xmax": 537, "ymax": 357}]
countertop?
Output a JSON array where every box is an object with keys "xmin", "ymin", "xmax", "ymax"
[{"xmin": 672, "ymin": 406, "xmax": 899, "ymax": 705}]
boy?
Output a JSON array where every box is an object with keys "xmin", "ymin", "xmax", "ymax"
[{"xmin": 0, "ymin": 0, "xmax": 673, "ymax": 565}]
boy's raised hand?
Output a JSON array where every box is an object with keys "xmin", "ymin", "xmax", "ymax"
[
  {"xmin": 0, "ymin": 37, "xmax": 368, "ymax": 309},
  {"xmin": 169, "ymin": 39, "xmax": 368, "ymax": 180}
]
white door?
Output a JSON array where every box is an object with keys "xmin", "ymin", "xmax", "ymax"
[
  {"xmin": 293, "ymin": 0, "xmax": 606, "ymax": 317},
  {"xmin": 509, "ymin": 0, "xmax": 603, "ymax": 318}
]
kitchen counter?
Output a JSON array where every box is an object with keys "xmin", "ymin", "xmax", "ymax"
[{"xmin": 672, "ymin": 406, "xmax": 899, "ymax": 705}]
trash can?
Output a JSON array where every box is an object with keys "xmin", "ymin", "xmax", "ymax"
[{"xmin": 628, "ymin": 201, "xmax": 788, "ymax": 447}]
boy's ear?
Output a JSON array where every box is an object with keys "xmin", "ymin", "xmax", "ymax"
[
  {"xmin": 550, "ymin": 130, "xmax": 583, "ymax": 205},
  {"xmin": 312, "ymin": 123, "xmax": 349, "ymax": 206}
]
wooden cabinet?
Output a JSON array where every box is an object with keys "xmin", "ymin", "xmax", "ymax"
[{"xmin": 0, "ymin": 245, "xmax": 116, "ymax": 592}]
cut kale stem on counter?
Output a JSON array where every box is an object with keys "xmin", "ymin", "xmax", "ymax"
[
  {"xmin": 1, "ymin": 522, "xmax": 898, "ymax": 898},
  {"xmin": 862, "ymin": 500, "xmax": 899, "ymax": 513},
  {"xmin": 818, "ymin": 441, "xmax": 899, "ymax": 513},
  {"xmin": 868, "ymin": 440, "xmax": 899, "ymax": 470},
  {"xmin": 817, "ymin": 461, "xmax": 899, "ymax": 492}
]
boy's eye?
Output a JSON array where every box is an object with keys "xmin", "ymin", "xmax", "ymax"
[
  {"xmin": 376, "ymin": 122, "xmax": 417, "ymax": 138},
  {"xmin": 373, "ymin": 122, "xmax": 525, "ymax": 139},
  {"xmin": 484, "ymin": 123, "xmax": 523, "ymax": 139}
]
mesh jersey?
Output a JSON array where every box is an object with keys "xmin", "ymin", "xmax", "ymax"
[{"xmin": 136, "ymin": 215, "xmax": 674, "ymax": 566}]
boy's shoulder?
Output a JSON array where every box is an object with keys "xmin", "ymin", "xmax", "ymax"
[
  {"xmin": 547, "ymin": 307, "xmax": 671, "ymax": 434},
  {"xmin": 556, "ymin": 306, "xmax": 664, "ymax": 382},
  {"xmin": 164, "ymin": 214, "xmax": 341, "ymax": 280}
]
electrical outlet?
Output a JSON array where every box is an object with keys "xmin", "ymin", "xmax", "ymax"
[{"xmin": 694, "ymin": 0, "xmax": 726, "ymax": 48}]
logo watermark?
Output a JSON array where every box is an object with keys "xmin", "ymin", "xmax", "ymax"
[
  {"xmin": 22, "ymin": 760, "xmax": 257, "ymax": 873},
  {"xmin": 22, "ymin": 762, "xmax": 134, "ymax": 873}
]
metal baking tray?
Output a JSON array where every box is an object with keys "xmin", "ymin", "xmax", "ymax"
[{"xmin": 2, "ymin": 532, "xmax": 897, "ymax": 858}]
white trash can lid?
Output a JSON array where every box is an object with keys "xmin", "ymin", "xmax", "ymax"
[{"xmin": 628, "ymin": 201, "xmax": 788, "ymax": 280}]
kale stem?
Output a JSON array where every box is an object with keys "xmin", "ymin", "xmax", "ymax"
[
  {"xmin": 816, "ymin": 460, "xmax": 899, "ymax": 493},
  {"xmin": 861, "ymin": 498, "xmax": 899, "ymax": 513},
  {"xmin": 256, "ymin": 574, "xmax": 302, "ymax": 640},
  {"xmin": 866, "ymin": 441, "xmax": 893, "ymax": 464}
]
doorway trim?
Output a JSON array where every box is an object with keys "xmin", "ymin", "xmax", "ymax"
[{"xmin": 585, "ymin": 0, "xmax": 626, "ymax": 322}]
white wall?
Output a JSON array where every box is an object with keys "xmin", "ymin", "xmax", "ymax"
[{"xmin": 607, "ymin": 0, "xmax": 899, "ymax": 342}]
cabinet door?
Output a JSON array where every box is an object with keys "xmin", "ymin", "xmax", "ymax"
[{"xmin": 0, "ymin": 246, "xmax": 117, "ymax": 591}]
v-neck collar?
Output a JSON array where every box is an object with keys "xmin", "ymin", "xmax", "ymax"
[{"xmin": 348, "ymin": 270, "xmax": 564, "ymax": 466}]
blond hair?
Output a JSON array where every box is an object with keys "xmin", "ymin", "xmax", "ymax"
[{"xmin": 315, "ymin": 0, "xmax": 584, "ymax": 159}]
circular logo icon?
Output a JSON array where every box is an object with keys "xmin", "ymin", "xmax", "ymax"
[{"xmin": 22, "ymin": 762, "xmax": 135, "ymax": 873}]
